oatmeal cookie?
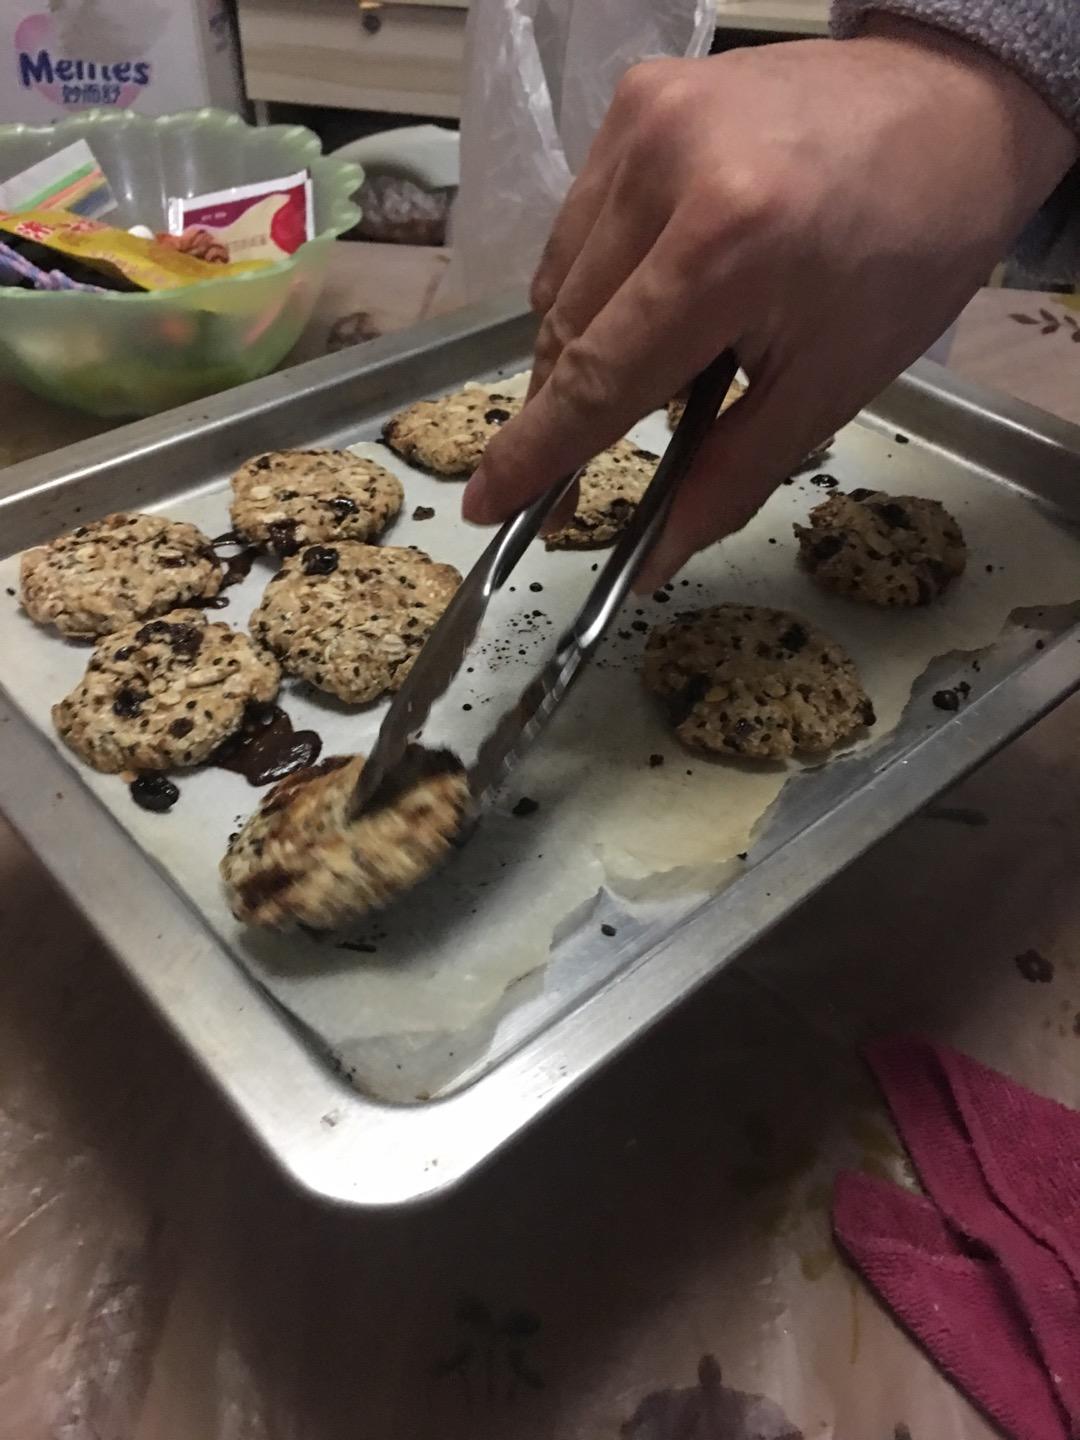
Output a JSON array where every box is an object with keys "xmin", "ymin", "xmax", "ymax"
[
  {"xmin": 229, "ymin": 449, "xmax": 403, "ymax": 555},
  {"xmin": 221, "ymin": 746, "xmax": 470, "ymax": 928},
  {"xmin": 643, "ymin": 603, "xmax": 874, "ymax": 760},
  {"xmin": 20, "ymin": 513, "xmax": 222, "ymax": 639},
  {"xmin": 795, "ymin": 489, "xmax": 966, "ymax": 606},
  {"xmin": 53, "ymin": 611, "xmax": 280, "ymax": 773},
  {"xmin": 250, "ymin": 541, "xmax": 461, "ymax": 704},
  {"xmin": 544, "ymin": 441, "xmax": 658, "ymax": 549},
  {"xmin": 381, "ymin": 386, "xmax": 521, "ymax": 475}
]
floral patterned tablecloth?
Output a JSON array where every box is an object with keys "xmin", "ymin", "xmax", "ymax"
[{"xmin": 0, "ymin": 270, "xmax": 1078, "ymax": 1440}]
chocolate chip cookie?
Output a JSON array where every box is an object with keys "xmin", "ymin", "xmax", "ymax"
[
  {"xmin": 229, "ymin": 449, "xmax": 403, "ymax": 555},
  {"xmin": 53, "ymin": 611, "xmax": 280, "ymax": 773},
  {"xmin": 250, "ymin": 541, "xmax": 461, "ymax": 704},
  {"xmin": 20, "ymin": 513, "xmax": 222, "ymax": 639},
  {"xmin": 544, "ymin": 441, "xmax": 659, "ymax": 549},
  {"xmin": 644, "ymin": 604, "xmax": 874, "ymax": 760},
  {"xmin": 381, "ymin": 386, "xmax": 521, "ymax": 475},
  {"xmin": 221, "ymin": 746, "xmax": 470, "ymax": 928},
  {"xmin": 795, "ymin": 489, "xmax": 966, "ymax": 606}
]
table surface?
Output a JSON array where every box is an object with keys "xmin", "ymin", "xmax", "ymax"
[{"xmin": 2, "ymin": 254, "xmax": 1079, "ymax": 1439}]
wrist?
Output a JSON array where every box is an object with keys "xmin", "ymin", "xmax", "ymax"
[{"xmin": 852, "ymin": 13, "xmax": 1078, "ymax": 214}]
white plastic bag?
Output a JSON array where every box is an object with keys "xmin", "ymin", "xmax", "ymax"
[{"xmin": 452, "ymin": 0, "xmax": 714, "ymax": 302}]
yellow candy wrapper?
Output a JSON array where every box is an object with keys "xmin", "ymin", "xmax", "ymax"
[{"xmin": 0, "ymin": 208, "xmax": 269, "ymax": 290}]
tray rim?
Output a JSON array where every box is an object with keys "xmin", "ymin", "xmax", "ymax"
[{"xmin": 3, "ymin": 297, "xmax": 1080, "ymax": 1208}]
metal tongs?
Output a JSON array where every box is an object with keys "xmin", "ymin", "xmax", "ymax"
[{"xmin": 350, "ymin": 350, "xmax": 740, "ymax": 819}]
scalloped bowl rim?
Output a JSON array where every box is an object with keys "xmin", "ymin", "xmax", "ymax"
[{"xmin": 0, "ymin": 107, "xmax": 363, "ymax": 305}]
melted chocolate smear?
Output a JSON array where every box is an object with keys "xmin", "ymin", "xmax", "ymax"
[
  {"xmin": 267, "ymin": 519, "xmax": 300, "ymax": 556},
  {"xmin": 194, "ymin": 594, "xmax": 230, "ymax": 610},
  {"xmin": 222, "ymin": 547, "xmax": 260, "ymax": 588},
  {"xmin": 213, "ymin": 703, "xmax": 323, "ymax": 786},
  {"xmin": 212, "ymin": 529, "xmax": 244, "ymax": 548},
  {"xmin": 358, "ymin": 743, "xmax": 464, "ymax": 818},
  {"xmin": 130, "ymin": 773, "xmax": 180, "ymax": 813},
  {"xmin": 621, "ymin": 1356, "xmax": 803, "ymax": 1440},
  {"xmin": 511, "ymin": 796, "xmax": 539, "ymax": 817}
]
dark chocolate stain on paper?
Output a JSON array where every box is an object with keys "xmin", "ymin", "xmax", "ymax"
[{"xmin": 621, "ymin": 1356, "xmax": 803, "ymax": 1439}]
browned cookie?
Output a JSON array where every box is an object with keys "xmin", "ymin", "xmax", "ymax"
[
  {"xmin": 221, "ymin": 746, "xmax": 470, "ymax": 928},
  {"xmin": 644, "ymin": 604, "xmax": 874, "ymax": 760},
  {"xmin": 381, "ymin": 386, "xmax": 521, "ymax": 476},
  {"xmin": 795, "ymin": 489, "xmax": 966, "ymax": 607},
  {"xmin": 544, "ymin": 441, "xmax": 659, "ymax": 549},
  {"xmin": 53, "ymin": 611, "xmax": 280, "ymax": 774},
  {"xmin": 20, "ymin": 512, "xmax": 222, "ymax": 639},
  {"xmin": 229, "ymin": 449, "xmax": 403, "ymax": 555},
  {"xmin": 250, "ymin": 541, "xmax": 461, "ymax": 704}
]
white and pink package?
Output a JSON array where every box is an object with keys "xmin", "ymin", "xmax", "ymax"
[{"xmin": 166, "ymin": 171, "xmax": 314, "ymax": 263}]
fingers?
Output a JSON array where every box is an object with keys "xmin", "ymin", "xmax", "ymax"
[
  {"xmin": 528, "ymin": 156, "xmax": 667, "ymax": 401},
  {"xmin": 528, "ymin": 58, "xmax": 680, "ymax": 319},
  {"xmin": 464, "ymin": 219, "xmax": 731, "ymax": 525},
  {"xmin": 635, "ymin": 368, "xmax": 836, "ymax": 593}
]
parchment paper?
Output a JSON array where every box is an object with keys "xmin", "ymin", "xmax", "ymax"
[{"xmin": 1, "ymin": 391, "xmax": 1078, "ymax": 1100}]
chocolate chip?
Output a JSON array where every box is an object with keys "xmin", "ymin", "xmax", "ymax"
[
  {"xmin": 412, "ymin": 505, "xmax": 435, "ymax": 521},
  {"xmin": 600, "ymin": 923, "xmax": 617, "ymax": 938},
  {"xmin": 328, "ymin": 496, "xmax": 357, "ymax": 521},
  {"xmin": 113, "ymin": 644, "xmax": 135, "ymax": 662},
  {"xmin": 4, "ymin": 587, "xmax": 14, "ymax": 597},
  {"xmin": 779, "ymin": 623, "xmax": 807, "ymax": 653},
  {"xmin": 894, "ymin": 433, "xmax": 910, "ymax": 444},
  {"xmin": 848, "ymin": 487, "xmax": 873, "ymax": 502},
  {"xmin": 301, "ymin": 546, "xmax": 339, "ymax": 576},
  {"xmin": 113, "ymin": 687, "xmax": 145, "ymax": 718},
  {"xmin": 254, "ymin": 455, "xmax": 272, "ymax": 470},
  {"xmin": 932, "ymin": 688, "xmax": 961, "ymax": 712},
  {"xmin": 529, "ymin": 581, "xmax": 543, "ymax": 593},
  {"xmin": 810, "ymin": 473, "xmax": 839, "ymax": 489},
  {"xmin": 809, "ymin": 533, "xmax": 845, "ymax": 564},
  {"xmin": 169, "ymin": 717, "xmax": 194, "ymax": 738},
  {"xmin": 484, "ymin": 408, "xmax": 512, "ymax": 425},
  {"xmin": 653, "ymin": 590, "xmax": 670, "ymax": 604},
  {"xmin": 648, "ymin": 753, "xmax": 664, "ymax": 767},
  {"xmin": 130, "ymin": 773, "xmax": 179, "ymax": 813},
  {"xmin": 511, "ymin": 796, "xmax": 539, "ymax": 817},
  {"xmin": 872, "ymin": 501, "xmax": 912, "ymax": 531},
  {"xmin": 1014, "ymin": 948, "xmax": 1054, "ymax": 984}
]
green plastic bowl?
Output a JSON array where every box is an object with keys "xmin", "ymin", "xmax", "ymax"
[{"xmin": 0, "ymin": 109, "xmax": 362, "ymax": 417}]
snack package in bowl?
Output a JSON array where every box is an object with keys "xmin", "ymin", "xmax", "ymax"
[
  {"xmin": 0, "ymin": 208, "xmax": 269, "ymax": 290},
  {"xmin": 166, "ymin": 171, "xmax": 314, "ymax": 262}
]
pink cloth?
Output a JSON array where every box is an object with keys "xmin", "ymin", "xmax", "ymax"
[{"xmin": 833, "ymin": 1038, "xmax": 1080, "ymax": 1440}]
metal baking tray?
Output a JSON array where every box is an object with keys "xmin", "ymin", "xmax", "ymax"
[{"xmin": 3, "ymin": 292, "xmax": 1080, "ymax": 1208}]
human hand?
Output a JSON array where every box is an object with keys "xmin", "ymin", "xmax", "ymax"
[{"xmin": 462, "ymin": 19, "xmax": 1078, "ymax": 589}]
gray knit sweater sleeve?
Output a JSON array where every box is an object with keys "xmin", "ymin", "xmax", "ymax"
[{"xmin": 831, "ymin": 1, "xmax": 1080, "ymax": 279}]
